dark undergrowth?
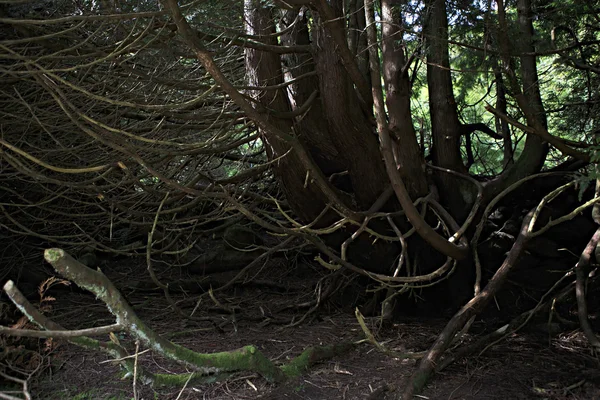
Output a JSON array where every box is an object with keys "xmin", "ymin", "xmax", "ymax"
[{"xmin": 2, "ymin": 251, "xmax": 599, "ymax": 400}]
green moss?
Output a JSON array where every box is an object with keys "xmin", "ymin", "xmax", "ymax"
[{"xmin": 44, "ymin": 248, "xmax": 63, "ymax": 263}]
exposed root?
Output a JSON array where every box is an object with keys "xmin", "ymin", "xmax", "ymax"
[
  {"xmin": 401, "ymin": 210, "xmax": 534, "ymax": 399},
  {"xmin": 575, "ymin": 228, "xmax": 600, "ymax": 348}
]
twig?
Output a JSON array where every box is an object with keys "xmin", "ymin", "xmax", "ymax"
[
  {"xmin": 355, "ymin": 308, "xmax": 424, "ymax": 359},
  {"xmin": 0, "ymin": 324, "xmax": 123, "ymax": 338},
  {"xmin": 0, "ymin": 371, "xmax": 31, "ymax": 400},
  {"xmin": 472, "ymin": 172, "xmax": 572, "ymax": 296},
  {"xmin": 190, "ymin": 236, "xmax": 295, "ymax": 317},
  {"xmin": 175, "ymin": 372, "xmax": 194, "ymax": 400},
  {"xmin": 2, "ymin": 280, "xmax": 156, "ymax": 385},
  {"xmin": 133, "ymin": 340, "xmax": 140, "ymax": 400}
]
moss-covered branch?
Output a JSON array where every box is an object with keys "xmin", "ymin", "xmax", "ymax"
[{"xmin": 15, "ymin": 248, "xmax": 355, "ymax": 386}]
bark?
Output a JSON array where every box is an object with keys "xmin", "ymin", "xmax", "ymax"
[
  {"xmin": 314, "ymin": 0, "xmax": 372, "ymax": 107},
  {"xmin": 311, "ymin": 1, "xmax": 388, "ymax": 209},
  {"xmin": 424, "ymin": 0, "xmax": 464, "ymax": 173},
  {"xmin": 493, "ymin": 61, "xmax": 514, "ymax": 168},
  {"xmin": 279, "ymin": 8, "xmax": 346, "ymax": 179},
  {"xmin": 517, "ymin": 0, "xmax": 548, "ymax": 131},
  {"xmin": 381, "ymin": 0, "xmax": 428, "ymax": 198},
  {"xmin": 347, "ymin": 0, "xmax": 370, "ymax": 83},
  {"xmin": 365, "ymin": 0, "xmax": 468, "ymax": 261},
  {"xmin": 244, "ymin": 1, "xmax": 329, "ymax": 221},
  {"xmin": 424, "ymin": 0, "xmax": 471, "ymax": 216},
  {"xmin": 167, "ymin": 0, "xmax": 357, "ymax": 218}
]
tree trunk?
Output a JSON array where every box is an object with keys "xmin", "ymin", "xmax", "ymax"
[
  {"xmin": 278, "ymin": 8, "xmax": 347, "ymax": 182},
  {"xmin": 424, "ymin": 0, "xmax": 463, "ymax": 172},
  {"xmin": 517, "ymin": 0, "xmax": 548, "ymax": 131},
  {"xmin": 346, "ymin": 0, "xmax": 369, "ymax": 84},
  {"xmin": 381, "ymin": 0, "xmax": 428, "ymax": 198},
  {"xmin": 311, "ymin": 1, "xmax": 388, "ymax": 210},
  {"xmin": 244, "ymin": 1, "xmax": 329, "ymax": 221},
  {"xmin": 424, "ymin": 0, "xmax": 468, "ymax": 215},
  {"xmin": 493, "ymin": 60, "xmax": 513, "ymax": 169}
]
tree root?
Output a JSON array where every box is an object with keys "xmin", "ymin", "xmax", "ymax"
[
  {"xmin": 575, "ymin": 227, "xmax": 600, "ymax": 348},
  {"xmin": 402, "ymin": 177, "xmax": 600, "ymax": 398},
  {"xmin": 437, "ymin": 268, "xmax": 577, "ymax": 371},
  {"xmin": 400, "ymin": 210, "xmax": 534, "ymax": 399}
]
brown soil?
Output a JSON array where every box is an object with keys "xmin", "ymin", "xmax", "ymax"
[{"xmin": 5, "ymin": 256, "xmax": 600, "ymax": 400}]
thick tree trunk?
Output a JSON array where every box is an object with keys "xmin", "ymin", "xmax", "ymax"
[
  {"xmin": 311, "ymin": 1, "xmax": 388, "ymax": 209},
  {"xmin": 424, "ymin": 0, "xmax": 470, "ymax": 215},
  {"xmin": 517, "ymin": 0, "xmax": 548, "ymax": 131},
  {"xmin": 424, "ymin": 0, "xmax": 463, "ymax": 173},
  {"xmin": 346, "ymin": 0, "xmax": 369, "ymax": 84},
  {"xmin": 381, "ymin": 0, "xmax": 428, "ymax": 198},
  {"xmin": 279, "ymin": 8, "xmax": 347, "ymax": 181},
  {"xmin": 244, "ymin": 1, "xmax": 329, "ymax": 221}
]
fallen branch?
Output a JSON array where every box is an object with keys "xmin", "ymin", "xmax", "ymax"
[
  {"xmin": 3, "ymin": 280, "xmax": 156, "ymax": 385},
  {"xmin": 10, "ymin": 248, "xmax": 355, "ymax": 387},
  {"xmin": 355, "ymin": 308, "xmax": 424, "ymax": 360},
  {"xmin": 0, "ymin": 323, "xmax": 123, "ymax": 338}
]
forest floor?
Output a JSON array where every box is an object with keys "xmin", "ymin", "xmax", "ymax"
[{"xmin": 6, "ymin": 253, "xmax": 600, "ymax": 400}]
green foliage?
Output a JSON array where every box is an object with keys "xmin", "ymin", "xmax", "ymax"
[{"xmin": 426, "ymin": 0, "xmax": 600, "ymax": 175}]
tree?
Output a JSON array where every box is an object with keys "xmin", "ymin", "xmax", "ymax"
[{"xmin": 2, "ymin": 0, "xmax": 600, "ymax": 397}]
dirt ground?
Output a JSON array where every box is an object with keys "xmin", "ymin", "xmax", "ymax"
[{"xmin": 4, "ymin": 256, "xmax": 600, "ymax": 400}]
